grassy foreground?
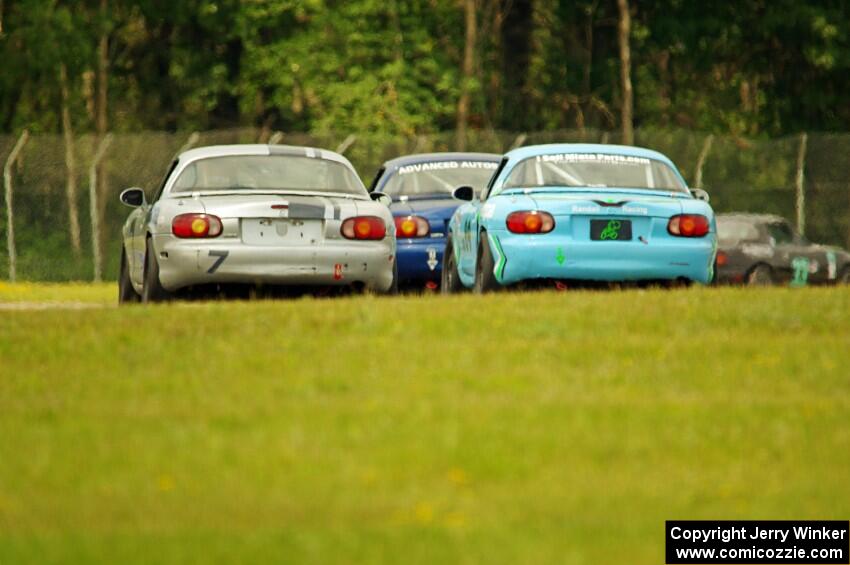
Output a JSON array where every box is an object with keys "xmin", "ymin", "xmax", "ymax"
[
  {"xmin": 1, "ymin": 285, "xmax": 849, "ymax": 564},
  {"xmin": 0, "ymin": 281, "xmax": 115, "ymax": 304}
]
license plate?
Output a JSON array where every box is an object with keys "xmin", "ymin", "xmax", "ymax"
[
  {"xmin": 590, "ymin": 219, "xmax": 632, "ymax": 241},
  {"xmin": 242, "ymin": 218, "xmax": 323, "ymax": 246}
]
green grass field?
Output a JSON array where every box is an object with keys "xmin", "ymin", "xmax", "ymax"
[{"xmin": 1, "ymin": 284, "xmax": 849, "ymax": 563}]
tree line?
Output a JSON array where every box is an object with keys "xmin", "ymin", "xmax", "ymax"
[{"xmin": 2, "ymin": 0, "xmax": 850, "ymax": 141}]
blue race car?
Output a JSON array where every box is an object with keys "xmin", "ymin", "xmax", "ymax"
[
  {"xmin": 442, "ymin": 144, "xmax": 717, "ymax": 292},
  {"xmin": 369, "ymin": 152, "xmax": 501, "ymax": 290}
]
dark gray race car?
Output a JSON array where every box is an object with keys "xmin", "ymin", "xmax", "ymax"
[{"xmin": 715, "ymin": 213, "xmax": 850, "ymax": 286}]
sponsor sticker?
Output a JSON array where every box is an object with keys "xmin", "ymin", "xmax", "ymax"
[
  {"xmin": 536, "ymin": 153, "xmax": 651, "ymax": 165},
  {"xmin": 426, "ymin": 247, "xmax": 438, "ymax": 271},
  {"xmin": 572, "ymin": 205, "xmax": 599, "ymax": 214},
  {"xmin": 397, "ymin": 161, "xmax": 498, "ymax": 175}
]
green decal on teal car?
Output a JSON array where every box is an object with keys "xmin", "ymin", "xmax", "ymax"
[
  {"xmin": 600, "ymin": 220, "xmax": 622, "ymax": 240},
  {"xmin": 490, "ymin": 233, "xmax": 507, "ymax": 281},
  {"xmin": 556, "ymin": 247, "xmax": 565, "ymax": 265},
  {"xmin": 791, "ymin": 257, "xmax": 810, "ymax": 287}
]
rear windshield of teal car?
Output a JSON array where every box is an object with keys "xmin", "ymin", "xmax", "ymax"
[
  {"xmin": 382, "ymin": 160, "xmax": 499, "ymax": 197},
  {"xmin": 503, "ymin": 153, "xmax": 687, "ymax": 192},
  {"xmin": 171, "ymin": 155, "xmax": 366, "ymax": 195}
]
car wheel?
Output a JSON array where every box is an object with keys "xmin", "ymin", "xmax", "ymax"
[
  {"xmin": 747, "ymin": 263, "xmax": 773, "ymax": 286},
  {"xmin": 838, "ymin": 266, "xmax": 850, "ymax": 285},
  {"xmin": 118, "ymin": 247, "xmax": 140, "ymax": 304},
  {"xmin": 141, "ymin": 237, "xmax": 172, "ymax": 303},
  {"xmin": 473, "ymin": 231, "xmax": 500, "ymax": 294},
  {"xmin": 441, "ymin": 234, "xmax": 466, "ymax": 294}
]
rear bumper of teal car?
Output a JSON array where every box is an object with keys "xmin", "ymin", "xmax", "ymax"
[{"xmin": 489, "ymin": 231, "xmax": 716, "ymax": 285}]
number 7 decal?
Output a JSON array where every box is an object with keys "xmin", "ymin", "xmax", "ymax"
[{"xmin": 207, "ymin": 250, "xmax": 229, "ymax": 274}]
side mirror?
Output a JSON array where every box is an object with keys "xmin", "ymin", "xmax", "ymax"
[
  {"xmin": 370, "ymin": 191, "xmax": 392, "ymax": 206},
  {"xmin": 120, "ymin": 187, "xmax": 145, "ymax": 207},
  {"xmin": 690, "ymin": 188, "xmax": 710, "ymax": 202},
  {"xmin": 452, "ymin": 185, "xmax": 474, "ymax": 202}
]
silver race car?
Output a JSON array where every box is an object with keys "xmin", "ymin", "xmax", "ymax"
[{"xmin": 118, "ymin": 144, "xmax": 396, "ymax": 302}]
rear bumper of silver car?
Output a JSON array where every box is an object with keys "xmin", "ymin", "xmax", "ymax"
[{"xmin": 152, "ymin": 234, "xmax": 395, "ymax": 292}]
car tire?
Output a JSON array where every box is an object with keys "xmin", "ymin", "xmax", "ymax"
[
  {"xmin": 141, "ymin": 237, "xmax": 172, "ymax": 303},
  {"xmin": 838, "ymin": 266, "xmax": 850, "ymax": 285},
  {"xmin": 473, "ymin": 231, "xmax": 500, "ymax": 294},
  {"xmin": 118, "ymin": 247, "xmax": 141, "ymax": 304},
  {"xmin": 387, "ymin": 259, "xmax": 399, "ymax": 295},
  {"xmin": 441, "ymin": 234, "xmax": 466, "ymax": 294},
  {"xmin": 747, "ymin": 263, "xmax": 774, "ymax": 286}
]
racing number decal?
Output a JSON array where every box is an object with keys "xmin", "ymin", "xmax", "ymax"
[
  {"xmin": 207, "ymin": 250, "xmax": 229, "ymax": 274},
  {"xmin": 791, "ymin": 256, "xmax": 809, "ymax": 287}
]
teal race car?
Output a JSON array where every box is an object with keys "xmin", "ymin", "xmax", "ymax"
[{"xmin": 442, "ymin": 144, "xmax": 717, "ymax": 292}]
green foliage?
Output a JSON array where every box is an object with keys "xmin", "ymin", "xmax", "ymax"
[
  {"xmin": 236, "ymin": 0, "xmax": 462, "ymax": 135},
  {"xmin": 3, "ymin": 0, "xmax": 850, "ymax": 136}
]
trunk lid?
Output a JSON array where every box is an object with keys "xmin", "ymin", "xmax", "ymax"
[
  {"xmin": 525, "ymin": 189, "xmax": 687, "ymax": 243},
  {"xmin": 190, "ymin": 193, "xmax": 359, "ymax": 246},
  {"xmin": 390, "ymin": 197, "xmax": 459, "ymax": 236},
  {"xmin": 195, "ymin": 193, "xmax": 357, "ymax": 220},
  {"xmin": 527, "ymin": 189, "xmax": 686, "ymax": 219}
]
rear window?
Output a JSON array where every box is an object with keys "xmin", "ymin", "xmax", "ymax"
[
  {"xmin": 767, "ymin": 222, "xmax": 794, "ymax": 245},
  {"xmin": 382, "ymin": 160, "xmax": 499, "ymax": 197},
  {"xmin": 171, "ymin": 155, "xmax": 366, "ymax": 195},
  {"xmin": 503, "ymin": 153, "xmax": 687, "ymax": 192}
]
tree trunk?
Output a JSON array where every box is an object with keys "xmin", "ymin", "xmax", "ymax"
[
  {"xmin": 95, "ymin": 0, "xmax": 109, "ymax": 270},
  {"xmin": 616, "ymin": 0, "xmax": 633, "ymax": 145},
  {"xmin": 96, "ymin": 0, "xmax": 108, "ymax": 138},
  {"xmin": 59, "ymin": 64, "xmax": 82, "ymax": 256},
  {"xmin": 582, "ymin": 2, "xmax": 596, "ymax": 127},
  {"xmin": 455, "ymin": 0, "xmax": 477, "ymax": 151},
  {"xmin": 485, "ymin": 0, "xmax": 504, "ymax": 127},
  {"xmin": 500, "ymin": 0, "xmax": 532, "ymax": 130}
]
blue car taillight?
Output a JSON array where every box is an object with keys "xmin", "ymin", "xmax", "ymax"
[{"xmin": 395, "ymin": 215, "xmax": 430, "ymax": 238}]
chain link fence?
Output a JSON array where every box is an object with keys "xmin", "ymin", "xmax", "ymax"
[{"xmin": 1, "ymin": 127, "xmax": 847, "ymax": 282}]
